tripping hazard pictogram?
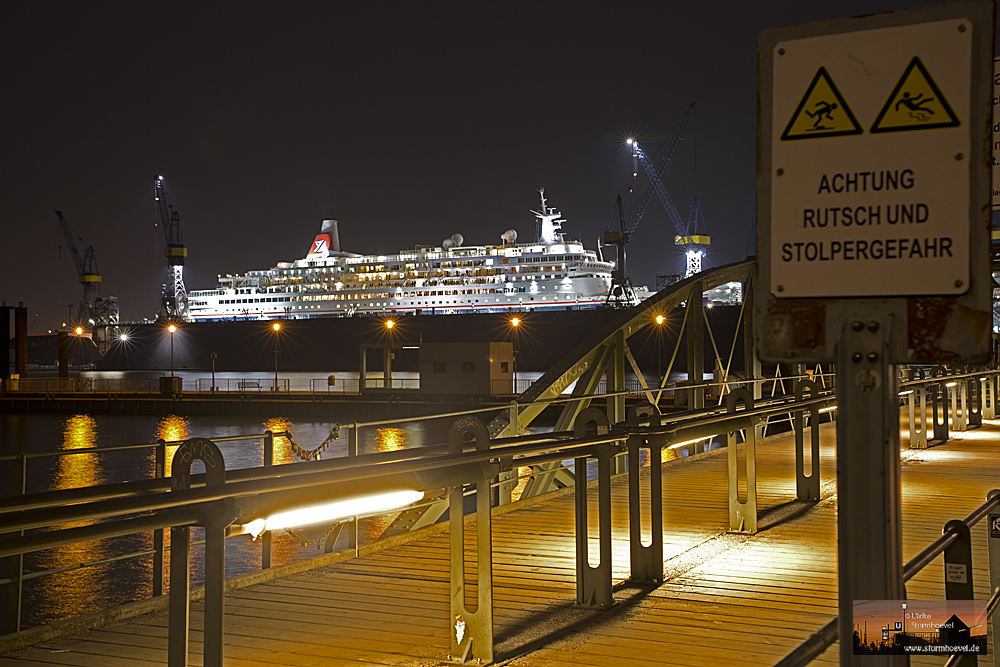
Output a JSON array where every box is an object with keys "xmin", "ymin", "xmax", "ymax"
[
  {"xmin": 781, "ymin": 67, "xmax": 863, "ymax": 141},
  {"xmin": 870, "ymin": 56, "xmax": 960, "ymax": 133}
]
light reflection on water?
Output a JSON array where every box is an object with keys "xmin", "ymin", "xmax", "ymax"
[{"xmin": 3, "ymin": 408, "xmax": 686, "ymax": 631}]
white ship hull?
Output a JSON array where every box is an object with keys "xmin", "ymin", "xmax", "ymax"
[{"xmin": 188, "ymin": 193, "xmax": 647, "ymax": 322}]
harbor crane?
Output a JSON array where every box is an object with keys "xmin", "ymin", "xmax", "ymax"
[
  {"xmin": 604, "ymin": 103, "xmax": 705, "ymax": 304},
  {"xmin": 54, "ymin": 210, "xmax": 102, "ymax": 326},
  {"xmin": 154, "ymin": 175, "xmax": 189, "ymax": 320},
  {"xmin": 628, "ymin": 134, "xmax": 711, "ymax": 277}
]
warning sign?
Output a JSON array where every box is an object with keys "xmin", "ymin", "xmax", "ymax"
[
  {"xmin": 781, "ymin": 68, "xmax": 863, "ymax": 140},
  {"xmin": 766, "ymin": 18, "xmax": 973, "ymax": 298},
  {"xmin": 871, "ymin": 57, "xmax": 960, "ymax": 133}
]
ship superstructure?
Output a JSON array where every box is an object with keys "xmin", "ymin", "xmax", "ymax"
[{"xmin": 188, "ymin": 191, "xmax": 646, "ymax": 321}]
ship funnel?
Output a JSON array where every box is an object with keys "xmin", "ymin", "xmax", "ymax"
[{"xmin": 321, "ymin": 219, "xmax": 342, "ymax": 252}]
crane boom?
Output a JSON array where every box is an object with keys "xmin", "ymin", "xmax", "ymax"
[
  {"xmin": 54, "ymin": 210, "xmax": 85, "ymax": 276},
  {"xmin": 630, "ymin": 140, "xmax": 687, "ymax": 238},
  {"xmin": 626, "ymin": 102, "xmax": 695, "ymax": 237},
  {"xmin": 54, "ymin": 210, "xmax": 102, "ymax": 324},
  {"xmin": 154, "ymin": 176, "xmax": 189, "ymax": 320}
]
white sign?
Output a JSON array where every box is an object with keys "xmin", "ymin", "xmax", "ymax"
[
  {"xmin": 771, "ymin": 19, "xmax": 972, "ymax": 297},
  {"xmin": 946, "ymin": 562, "xmax": 968, "ymax": 583}
]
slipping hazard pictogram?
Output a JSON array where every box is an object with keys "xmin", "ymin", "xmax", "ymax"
[
  {"xmin": 781, "ymin": 67, "xmax": 862, "ymax": 141},
  {"xmin": 870, "ymin": 56, "xmax": 960, "ymax": 133}
]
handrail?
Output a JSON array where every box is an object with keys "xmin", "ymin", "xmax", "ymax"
[{"xmin": 775, "ymin": 490, "xmax": 1000, "ymax": 667}]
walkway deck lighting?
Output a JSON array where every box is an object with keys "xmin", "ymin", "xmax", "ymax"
[{"xmin": 235, "ymin": 489, "xmax": 425, "ymax": 540}]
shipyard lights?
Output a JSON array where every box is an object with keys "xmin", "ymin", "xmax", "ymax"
[
  {"xmin": 166, "ymin": 323, "xmax": 178, "ymax": 378},
  {"xmin": 655, "ymin": 314, "xmax": 665, "ymax": 326},
  {"xmin": 272, "ymin": 322, "xmax": 281, "ymax": 332},
  {"xmin": 385, "ymin": 319, "xmax": 394, "ymax": 330},
  {"xmin": 74, "ymin": 326, "xmax": 83, "ymax": 335},
  {"xmin": 235, "ymin": 489, "xmax": 425, "ymax": 540}
]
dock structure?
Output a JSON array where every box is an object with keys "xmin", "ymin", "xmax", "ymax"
[{"xmin": 0, "ymin": 416, "xmax": 996, "ymax": 666}]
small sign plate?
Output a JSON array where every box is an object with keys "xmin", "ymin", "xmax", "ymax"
[
  {"xmin": 989, "ymin": 513, "xmax": 1000, "ymax": 538},
  {"xmin": 946, "ymin": 562, "xmax": 968, "ymax": 583}
]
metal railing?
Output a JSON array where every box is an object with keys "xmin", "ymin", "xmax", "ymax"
[
  {"xmin": 2, "ymin": 377, "xmax": 161, "ymax": 394},
  {"xmin": 192, "ymin": 377, "xmax": 291, "ymax": 393},
  {"xmin": 776, "ymin": 490, "xmax": 1000, "ymax": 667},
  {"xmin": 2, "ymin": 366, "xmax": 997, "ymax": 665}
]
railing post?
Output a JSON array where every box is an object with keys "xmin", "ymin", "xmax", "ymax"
[
  {"xmin": 348, "ymin": 423, "xmax": 359, "ymax": 552},
  {"xmin": 931, "ymin": 367, "xmax": 949, "ymax": 442},
  {"xmin": 153, "ymin": 439, "xmax": 166, "ymax": 596},
  {"xmin": 262, "ymin": 431, "xmax": 273, "ymax": 570},
  {"xmin": 794, "ymin": 380, "xmax": 821, "ymax": 500},
  {"xmin": 980, "ymin": 376, "xmax": 994, "ymax": 420},
  {"xmin": 943, "ymin": 519, "xmax": 974, "ymax": 600},
  {"xmin": 986, "ymin": 490, "xmax": 1000, "ymax": 667},
  {"xmin": 493, "ymin": 402, "xmax": 519, "ymax": 506},
  {"xmin": 626, "ymin": 406, "xmax": 663, "ymax": 584},
  {"xmin": 727, "ymin": 388, "xmax": 757, "ymax": 532},
  {"xmin": 5, "ymin": 451, "xmax": 25, "ymax": 635},
  {"xmin": 573, "ymin": 407, "xmax": 613, "ymax": 607},
  {"xmin": 968, "ymin": 376, "xmax": 982, "ymax": 428},
  {"xmin": 447, "ymin": 417, "xmax": 493, "ymax": 664},
  {"xmin": 169, "ymin": 438, "xmax": 228, "ymax": 667},
  {"xmin": 905, "ymin": 369, "xmax": 927, "ymax": 450}
]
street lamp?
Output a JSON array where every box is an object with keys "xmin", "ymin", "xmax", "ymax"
[
  {"xmin": 385, "ymin": 320, "xmax": 395, "ymax": 389},
  {"xmin": 900, "ymin": 602, "xmax": 907, "ymax": 643},
  {"xmin": 510, "ymin": 317, "xmax": 520, "ymax": 393},
  {"xmin": 654, "ymin": 314, "xmax": 665, "ymax": 384},
  {"xmin": 272, "ymin": 322, "xmax": 281, "ymax": 391},
  {"xmin": 74, "ymin": 326, "xmax": 83, "ymax": 385},
  {"xmin": 168, "ymin": 323, "xmax": 177, "ymax": 378}
]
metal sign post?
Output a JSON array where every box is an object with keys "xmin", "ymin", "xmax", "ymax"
[{"xmin": 758, "ymin": 2, "xmax": 993, "ymax": 665}]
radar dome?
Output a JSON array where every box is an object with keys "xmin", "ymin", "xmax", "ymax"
[
  {"xmin": 451, "ymin": 233, "xmax": 464, "ymax": 247},
  {"xmin": 442, "ymin": 238, "xmax": 455, "ymax": 249},
  {"xmin": 501, "ymin": 229, "xmax": 518, "ymax": 244}
]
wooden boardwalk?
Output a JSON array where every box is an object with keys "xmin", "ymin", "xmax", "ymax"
[{"xmin": 2, "ymin": 416, "xmax": 998, "ymax": 666}]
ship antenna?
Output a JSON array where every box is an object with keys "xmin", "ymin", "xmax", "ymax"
[{"xmin": 538, "ymin": 187, "xmax": 547, "ymax": 213}]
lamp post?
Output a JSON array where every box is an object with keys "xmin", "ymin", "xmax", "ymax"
[
  {"xmin": 210, "ymin": 352, "xmax": 217, "ymax": 393},
  {"xmin": 655, "ymin": 314, "xmax": 665, "ymax": 384},
  {"xmin": 272, "ymin": 322, "xmax": 281, "ymax": 391},
  {"xmin": 900, "ymin": 602, "xmax": 907, "ymax": 644},
  {"xmin": 168, "ymin": 324, "xmax": 177, "ymax": 378},
  {"xmin": 385, "ymin": 319, "xmax": 395, "ymax": 389},
  {"xmin": 74, "ymin": 326, "xmax": 83, "ymax": 385},
  {"xmin": 511, "ymin": 316, "xmax": 520, "ymax": 393}
]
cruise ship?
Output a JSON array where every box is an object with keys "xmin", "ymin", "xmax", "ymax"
[{"xmin": 188, "ymin": 191, "xmax": 645, "ymax": 321}]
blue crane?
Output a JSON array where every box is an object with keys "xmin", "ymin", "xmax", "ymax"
[
  {"xmin": 154, "ymin": 176, "xmax": 189, "ymax": 320},
  {"xmin": 628, "ymin": 135, "xmax": 711, "ymax": 277}
]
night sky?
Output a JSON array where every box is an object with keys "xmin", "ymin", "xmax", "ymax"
[{"xmin": 3, "ymin": 1, "xmax": 995, "ymax": 330}]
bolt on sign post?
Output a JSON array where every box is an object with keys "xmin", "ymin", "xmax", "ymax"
[{"xmin": 757, "ymin": 3, "xmax": 993, "ymax": 665}]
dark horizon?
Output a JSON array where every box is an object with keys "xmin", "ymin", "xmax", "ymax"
[{"xmin": 3, "ymin": 0, "xmax": 996, "ymax": 330}]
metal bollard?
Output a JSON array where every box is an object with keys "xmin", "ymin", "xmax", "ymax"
[
  {"xmin": 794, "ymin": 380, "xmax": 821, "ymax": 499},
  {"xmin": 573, "ymin": 407, "xmax": 614, "ymax": 607},
  {"xmin": 626, "ymin": 405, "xmax": 664, "ymax": 584},
  {"xmin": 727, "ymin": 388, "xmax": 757, "ymax": 533}
]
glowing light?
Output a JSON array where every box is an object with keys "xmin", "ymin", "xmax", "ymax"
[
  {"xmin": 655, "ymin": 315, "xmax": 665, "ymax": 325},
  {"xmin": 119, "ymin": 333, "xmax": 129, "ymax": 341},
  {"xmin": 945, "ymin": 382, "xmax": 958, "ymax": 388},
  {"xmin": 168, "ymin": 324, "xmax": 177, "ymax": 333},
  {"xmin": 668, "ymin": 436, "xmax": 713, "ymax": 450},
  {"xmin": 272, "ymin": 322, "xmax": 281, "ymax": 332},
  {"xmin": 75, "ymin": 327, "xmax": 83, "ymax": 335},
  {"xmin": 236, "ymin": 489, "xmax": 425, "ymax": 539},
  {"xmin": 511, "ymin": 317, "xmax": 520, "ymax": 328},
  {"xmin": 819, "ymin": 406, "xmax": 837, "ymax": 413},
  {"xmin": 385, "ymin": 320, "xmax": 394, "ymax": 330},
  {"xmin": 898, "ymin": 390, "xmax": 913, "ymax": 396},
  {"xmin": 627, "ymin": 138, "xmax": 634, "ymax": 145}
]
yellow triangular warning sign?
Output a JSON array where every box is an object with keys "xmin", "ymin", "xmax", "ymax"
[
  {"xmin": 781, "ymin": 67, "xmax": 862, "ymax": 141},
  {"xmin": 870, "ymin": 56, "xmax": 960, "ymax": 133}
]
